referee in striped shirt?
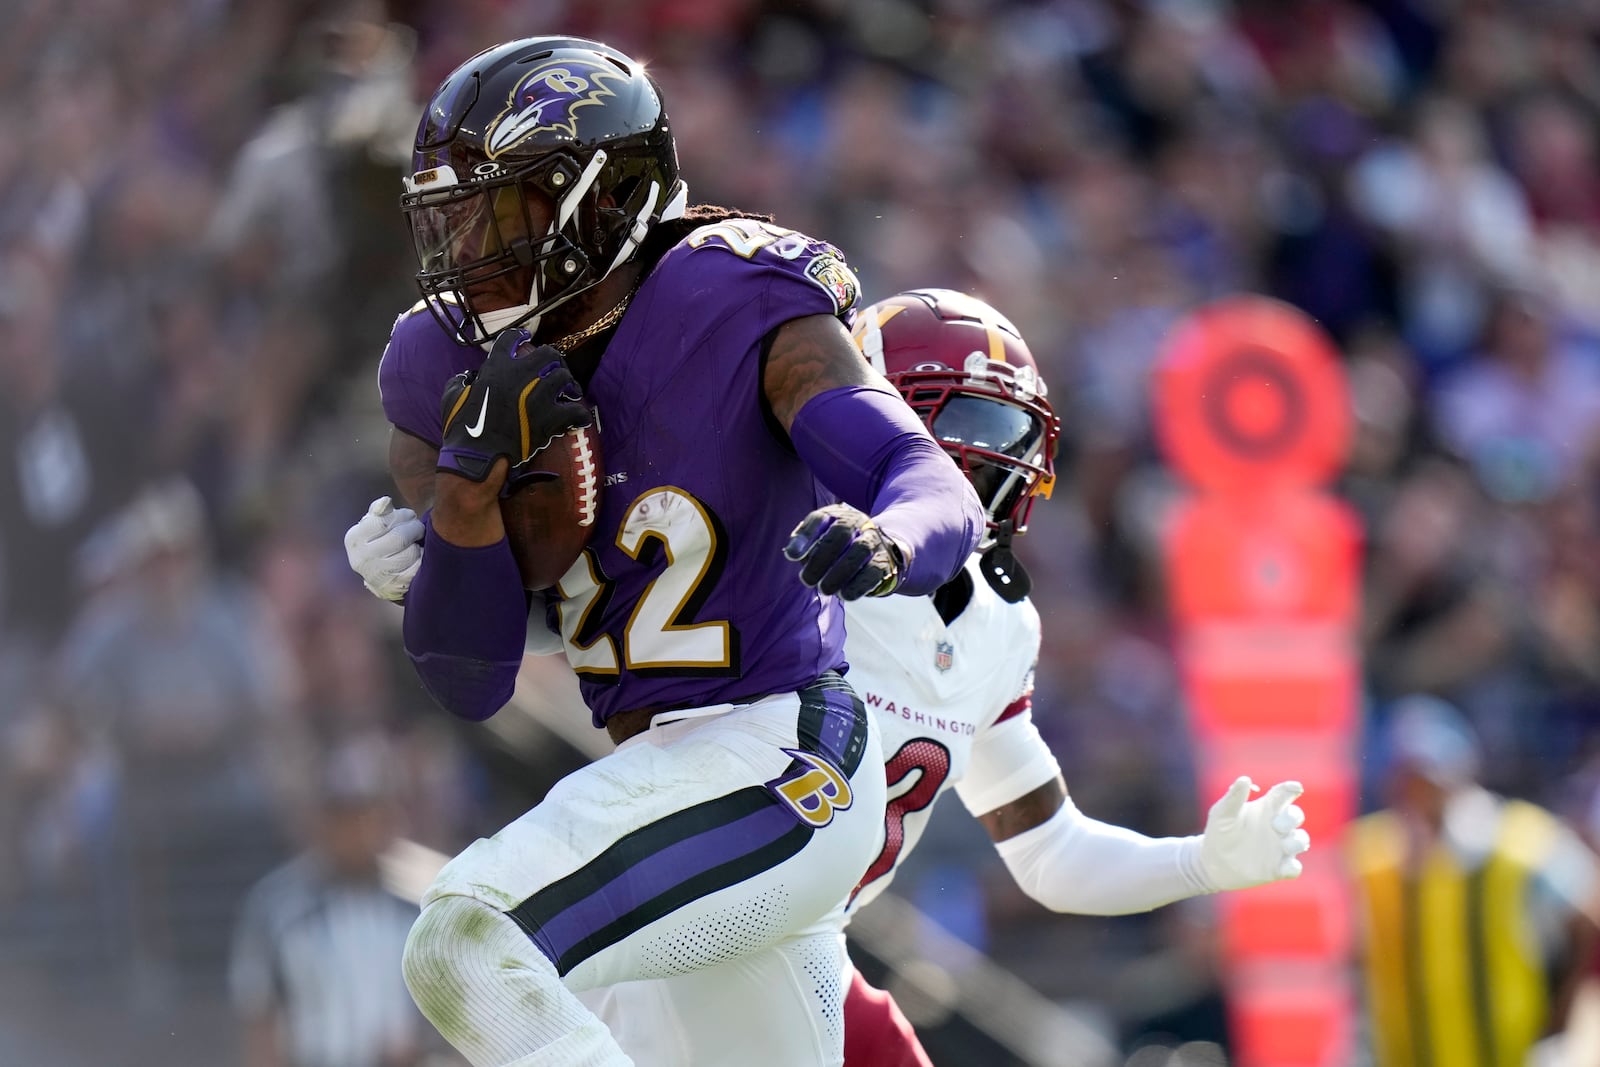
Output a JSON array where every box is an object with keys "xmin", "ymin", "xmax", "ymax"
[{"xmin": 229, "ymin": 740, "xmax": 444, "ymax": 1067}]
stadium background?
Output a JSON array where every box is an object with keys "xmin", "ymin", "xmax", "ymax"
[{"xmin": 3, "ymin": 0, "xmax": 1600, "ymax": 1064}]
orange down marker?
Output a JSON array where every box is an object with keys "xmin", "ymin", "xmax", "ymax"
[{"xmin": 1154, "ymin": 295, "xmax": 1361, "ymax": 1067}]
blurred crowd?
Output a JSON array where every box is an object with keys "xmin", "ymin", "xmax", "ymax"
[{"xmin": 5, "ymin": 0, "xmax": 1600, "ymax": 1064}]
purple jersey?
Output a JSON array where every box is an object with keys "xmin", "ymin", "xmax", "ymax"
[
  {"xmin": 379, "ymin": 220, "xmax": 864, "ymax": 725},
  {"xmin": 377, "ymin": 301, "xmax": 478, "ymax": 448}
]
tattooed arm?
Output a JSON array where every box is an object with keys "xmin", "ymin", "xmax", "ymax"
[
  {"xmin": 389, "ymin": 428, "xmax": 439, "ymax": 512},
  {"xmin": 761, "ymin": 314, "xmax": 892, "ymax": 433},
  {"xmin": 764, "ymin": 314, "xmax": 984, "ymax": 596},
  {"xmin": 388, "ymin": 426, "xmax": 509, "ymax": 547}
]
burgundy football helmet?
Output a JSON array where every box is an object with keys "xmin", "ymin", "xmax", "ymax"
[{"xmin": 852, "ymin": 288, "xmax": 1059, "ymax": 540}]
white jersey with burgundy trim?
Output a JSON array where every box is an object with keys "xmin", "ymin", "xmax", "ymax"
[{"xmin": 842, "ymin": 553, "xmax": 1059, "ymax": 914}]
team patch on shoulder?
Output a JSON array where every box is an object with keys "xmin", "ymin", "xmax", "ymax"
[{"xmin": 804, "ymin": 253, "xmax": 860, "ymax": 314}]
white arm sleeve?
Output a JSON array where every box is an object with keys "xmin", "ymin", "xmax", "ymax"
[
  {"xmin": 955, "ymin": 708, "xmax": 1062, "ymax": 817},
  {"xmin": 991, "ymin": 792, "xmax": 1215, "ymax": 916}
]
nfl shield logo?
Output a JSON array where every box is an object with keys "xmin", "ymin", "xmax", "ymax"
[{"xmin": 934, "ymin": 640, "xmax": 954, "ymax": 673}]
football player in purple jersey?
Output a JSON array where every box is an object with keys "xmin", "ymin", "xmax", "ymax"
[
  {"xmin": 581, "ymin": 290, "xmax": 1309, "ymax": 1067},
  {"xmin": 350, "ymin": 287, "xmax": 1311, "ymax": 1067},
  {"xmin": 345, "ymin": 35, "xmax": 982, "ymax": 1067}
]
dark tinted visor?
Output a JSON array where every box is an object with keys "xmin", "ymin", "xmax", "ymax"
[
  {"xmin": 410, "ymin": 190, "xmax": 501, "ymax": 274},
  {"xmin": 967, "ymin": 457, "xmax": 1027, "ymax": 519},
  {"xmin": 930, "ymin": 395, "xmax": 1043, "ymax": 461},
  {"xmin": 408, "ymin": 184, "xmax": 547, "ymax": 276}
]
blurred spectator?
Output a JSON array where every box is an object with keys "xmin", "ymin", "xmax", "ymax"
[
  {"xmin": 0, "ymin": 690, "xmax": 118, "ymax": 974},
  {"xmin": 1506, "ymin": 91, "xmax": 1600, "ymax": 331},
  {"xmin": 248, "ymin": 513, "xmax": 485, "ymax": 852},
  {"xmin": 204, "ymin": 0, "xmax": 419, "ymax": 506},
  {"xmin": 230, "ymin": 737, "xmax": 448, "ymax": 1067},
  {"xmin": 1362, "ymin": 456, "xmax": 1514, "ymax": 706},
  {"xmin": 206, "ymin": 3, "xmax": 406, "ymax": 300},
  {"xmin": 1529, "ymin": 486, "xmax": 1600, "ymax": 692},
  {"xmin": 1347, "ymin": 696, "xmax": 1600, "ymax": 1067},
  {"xmin": 1265, "ymin": 103, "xmax": 1395, "ymax": 345},
  {"xmin": 0, "ymin": 256, "xmax": 144, "ymax": 656},
  {"xmin": 53, "ymin": 479, "xmax": 298, "ymax": 993},
  {"xmin": 1433, "ymin": 286, "xmax": 1600, "ymax": 506},
  {"xmin": 1349, "ymin": 95, "xmax": 1537, "ymax": 371},
  {"xmin": 1341, "ymin": 324, "xmax": 1423, "ymax": 524}
]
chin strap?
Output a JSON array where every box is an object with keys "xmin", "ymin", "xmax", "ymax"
[{"xmin": 979, "ymin": 520, "xmax": 1031, "ymax": 603}]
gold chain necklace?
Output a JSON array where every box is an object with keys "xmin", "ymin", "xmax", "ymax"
[{"xmin": 550, "ymin": 286, "xmax": 638, "ymax": 353}]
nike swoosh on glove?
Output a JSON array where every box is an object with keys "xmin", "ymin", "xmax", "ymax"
[
  {"xmin": 783, "ymin": 503, "xmax": 906, "ymax": 600},
  {"xmin": 344, "ymin": 496, "xmax": 424, "ymax": 602},
  {"xmin": 1193, "ymin": 777, "xmax": 1310, "ymax": 891},
  {"xmin": 437, "ymin": 328, "xmax": 593, "ymax": 485}
]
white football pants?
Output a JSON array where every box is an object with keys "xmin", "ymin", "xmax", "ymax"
[{"xmin": 403, "ymin": 674, "xmax": 885, "ymax": 1067}]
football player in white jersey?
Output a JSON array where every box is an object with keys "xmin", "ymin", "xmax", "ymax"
[
  {"xmin": 345, "ymin": 288, "xmax": 1311, "ymax": 1067},
  {"xmin": 823, "ymin": 289, "xmax": 1309, "ymax": 1065}
]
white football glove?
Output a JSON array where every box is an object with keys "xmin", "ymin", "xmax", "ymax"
[
  {"xmin": 1194, "ymin": 776, "xmax": 1310, "ymax": 891},
  {"xmin": 344, "ymin": 496, "xmax": 424, "ymax": 602}
]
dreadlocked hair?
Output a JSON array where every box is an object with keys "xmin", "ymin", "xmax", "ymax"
[{"xmin": 636, "ymin": 204, "xmax": 775, "ymax": 272}]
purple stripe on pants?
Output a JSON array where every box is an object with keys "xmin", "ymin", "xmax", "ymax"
[{"xmin": 525, "ymin": 797, "xmax": 801, "ymax": 965}]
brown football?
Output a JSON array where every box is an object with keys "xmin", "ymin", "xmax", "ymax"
[{"xmin": 500, "ymin": 421, "xmax": 603, "ymax": 591}]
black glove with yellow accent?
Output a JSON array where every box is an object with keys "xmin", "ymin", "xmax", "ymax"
[
  {"xmin": 437, "ymin": 328, "xmax": 593, "ymax": 487},
  {"xmin": 784, "ymin": 503, "xmax": 906, "ymax": 600}
]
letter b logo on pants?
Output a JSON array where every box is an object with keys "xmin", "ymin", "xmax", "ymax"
[{"xmin": 768, "ymin": 750, "xmax": 854, "ymax": 827}]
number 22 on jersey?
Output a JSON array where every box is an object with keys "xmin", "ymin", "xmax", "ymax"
[{"xmin": 555, "ymin": 486, "xmax": 742, "ymax": 677}]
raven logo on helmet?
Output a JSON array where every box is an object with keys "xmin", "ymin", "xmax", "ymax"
[{"xmin": 485, "ymin": 58, "xmax": 629, "ymax": 158}]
